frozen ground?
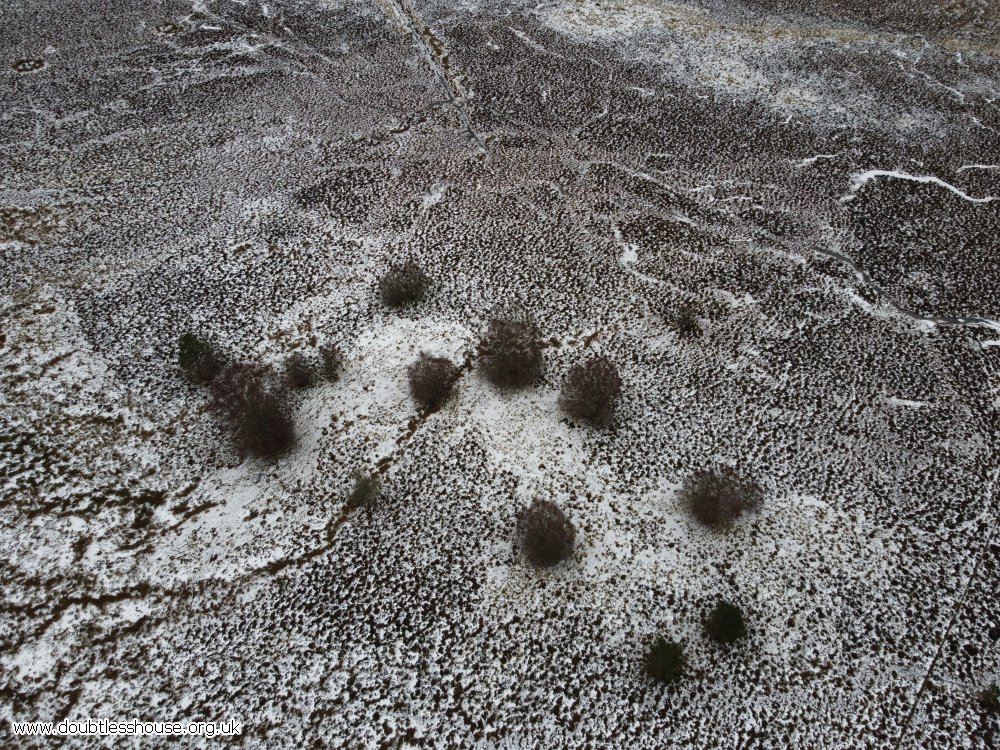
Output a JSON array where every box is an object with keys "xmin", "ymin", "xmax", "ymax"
[{"xmin": 1, "ymin": 0, "xmax": 999, "ymax": 747}]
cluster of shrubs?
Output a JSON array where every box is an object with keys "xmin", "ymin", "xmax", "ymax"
[
  {"xmin": 177, "ymin": 333, "xmax": 342, "ymax": 458},
  {"xmin": 645, "ymin": 600, "xmax": 749, "ymax": 685},
  {"xmin": 177, "ymin": 260, "xmax": 782, "ymax": 694},
  {"xmin": 476, "ymin": 308, "xmax": 624, "ymax": 428},
  {"xmin": 284, "ymin": 344, "xmax": 341, "ymax": 389},
  {"xmin": 643, "ymin": 468, "xmax": 759, "ymax": 685}
]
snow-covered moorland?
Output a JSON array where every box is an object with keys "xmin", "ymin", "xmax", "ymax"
[{"xmin": 1, "ymin": 0, "xmax": 999, "ymax": 747}]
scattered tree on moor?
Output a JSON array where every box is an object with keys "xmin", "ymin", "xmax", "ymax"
[
  {"xmin": 345, "ymin": 471, "xmax": 381, "ymax": 514},
  {"xmin": 681, "ymin": 467, "xmax": 763, "ymax": 529},
  {"xmin": 379, "ymin": 259, "xmax": 429, "ymax": 308},
  {"xmin": 704, "ymin": 600, "xmax": 747, "ymax": 645},
  {"xmin": 209, "ymin": 363, "xmax": 295, "ymax": 458},
  {"xmin": 408, "ymin": 352, "xmax": 459, "ymax": 412},
  {"xmin": 645, "ymin": 636, "xmax": 686, "ymax": 685},
  {"xmin": 284, "ymin": 350, "xmax": 321, "ymax": 389},
  {"xmin": 670, "ymin": 303, "xmax": 703, "ymax": 339},
  {"xmin": 177, "ymin": 332, "xmax": 223, "ymax": 383},
  {"xmin": 478, "ymin": 309, "xmax": 543, "ymax": 389},
  {"xmin": 319, "ymin": 343, "xmax": 342, "ymax": 383},
  {"xmin": 559, "ymin": 354, "xmax": 622, "ymax": 427},
  {"xmin": 516, "ymin": 497, "xmax": 576, "ymax": 568}
]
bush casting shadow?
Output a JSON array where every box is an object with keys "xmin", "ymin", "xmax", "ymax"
[
  {"xmin": 479, "ymin": 311, "xmax": 543, "ymax": 389},
  {"xmin": 645, "ymin": 636, "xmax": 686, "ymax": 684},
  {"xmin": 559, "ymin": 354, "xmax": 621, "ymax": 427},
  {"xmin": 516, "ymin": 498, "xmax": 576, "ymax": 567},
  {"xmin": 408, "ymin": 352, "xmax": 459, "ymax": 411},
  {"xmin": 680, "ymin": 467, "xmax": 763, "ymax": 529},
  {"xmin": 210, "ymin": 363, "xmax": 295, "ymax": 458},
  {"xmin": 379, "ymin": 260, "xmax": 428, "ymax": 308}
]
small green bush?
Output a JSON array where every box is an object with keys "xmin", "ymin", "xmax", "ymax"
[
  {"xmin": 408, "ymin": 352, "xmax": 459, "ymax": 411},
  {"xmin": 516, "ymin": 498, "xmax": 576, "ymax": 567},
  {"xmin": 379, "ymin": 260, "xmax": 428, "ymax": 308},
  {"xmin": 645, "ymin": 636, "xmax": 686, "ymax": 684},
  {"xmin": 319, "ymin": 343, "xmax": 342, "ymax": 383},
  {"xmin": 704, "ymin": 600, "xmax": 747, "ymax": 645},
  {"xmin": 177, "ymin": 332, "xmax": 222, "ymax": 383},
  {"xmin": 345, "ymin": 471, "xmax": 381, "ymax": 513},
  {"xmin": 559, "ymin": 354, "xmax": 622, "ymax": 427},
  {"xmin": 478, "ymin": 311, "xmax": 543, "ymax": 389},
  {"xmin": 680, "ymin": 467, "xmax": 763, "ymax": 529}
]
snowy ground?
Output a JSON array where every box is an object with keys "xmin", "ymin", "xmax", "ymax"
[{"xmin": 1, "ymin": 0, "xmax": 999, "ymax": 747}]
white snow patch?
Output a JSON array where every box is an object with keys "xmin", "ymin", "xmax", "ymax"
[
  {"xmin": 886, "ymin": 397, "xmax": 927, "ymax": 408},
  {"xmin": 840, "ymin": 170, "xmax": 999, "ymax": 204}
]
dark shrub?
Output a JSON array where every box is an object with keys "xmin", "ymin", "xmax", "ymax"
[
  {"xmin": 210, "ymin": 363, "xmax": 295, "ymax": 457},
  {"xmin": 479, "ymin": 311, "xmax": 543, "ymax": 389},
  {"xmin": 671, "ymin": 303, "xmax": 702, "ymax": 339},
  {"xmin": 284, "ymin": 351, "xmax": 321, "ymax": 389},
  {"xmin": 680, "ymin": 467, "xmax": 763, "ymax": 529},
  {"xmin": 645, "ymin": 636, "xmax": 686, "ymax": 684},
  {"xmin": 516, "ymin": 498, "xmax": 576, "ymax": 567},
  {"xmin": 319, "ymin": 343, "xmax": 342, "ymax": 383},
  {"xmin": 981, "ymin": 683, "xmax": 1000, "ymax": 714},
  {"xmin": 345, "ymin": 471, "xmax": 381, "ymax": 513},
  {"xmin": 408, "ymin": 352, "xmax": 459, "ymax": 411},
  {"xmin": 177, "ymin": 332, "xmax": 222, "ymax": 383},
  {"xmin": 704, "ymin": 600, "xmax": 747, "ymax": 644},
  {"xmin": 559, "ymin": 355, "xmax": 622, "ymax": 427},
  {"xmin": 379, "ymin": 260, "xmax": 428, "ymax": 307}
]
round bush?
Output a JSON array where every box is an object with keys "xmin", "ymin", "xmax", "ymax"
[
  {"xmin": 680, "ymin": 467, "xmax": 763, "ymax": 529},
  {"xmin": 704, "ymin": 600, "xmax": 747, "ymax": 644},
  {"xmin": 177, "ymin": 332, "xmax": 222, "ymax": 383},
  {"xmin": 645, "ymin": 636, "xmax": 686, "ymax": 684},
  {"xmin": 379, "ymin": 260, "xmax": 428, "ymax": 308},
  {"xmin": 671, "ymin": 303, "xmax": 702, "ymax": 339},
  {"xmin": 478, "ymin": 312, "xmax": 543, "ymax": 389},
  {"xmin": 516, "ymin": 498, "xmax": 576, "ymax": 567},
  {"xmin": 408, "ymin": 352, "xmax": 459, "ymax": 411},
  {"xmin": 285, "ymin": 351, "xmax": 320, "ymax": 389},
  {"xmin": 559, "ymin": 354, "xmax": 622, "ymax": 427},
  {"xmin": 210, "ymin": 363, "xmax": 295, "ymax": 458}
]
